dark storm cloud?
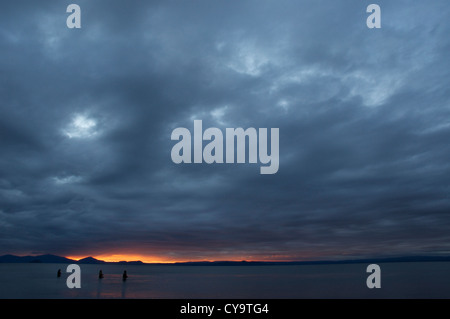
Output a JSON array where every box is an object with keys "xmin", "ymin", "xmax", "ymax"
[{"xmin": 1, "ymin": 0, "xmax": 450, "ymax": 261}]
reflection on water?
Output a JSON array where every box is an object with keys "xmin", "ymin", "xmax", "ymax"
[
  {"xmin": 92, "ymin": 273, "xmax": 131, "ymax": 299},
  {"xmin": 121, "ymin": 280, "xmax": 127, "ymax": 298},
  {"xmin": 96, "ymin": 279, "xmax": 102, "ymax": 298},
  {"xmin": 1, "ymin": 262, "xmax": 450, "ymax": 298}
]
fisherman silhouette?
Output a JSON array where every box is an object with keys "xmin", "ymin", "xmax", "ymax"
[
  {"xmin": 122, "ymin": 270, "xmax": 128, "ymax": 281},
  {"xmin": 57, "ymin": 269, "xmax": 61, "ymax": 277},
  {"xmin": 99, "ymin": 270, "xmax": 104, "ymax": 279}
]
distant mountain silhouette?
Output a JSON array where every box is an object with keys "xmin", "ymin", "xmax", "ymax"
[
  {"xmin": 172, "ymin": 255, "xmax": 450, "ymax": 266},
  {"xmin": 77, "ymin": 257, "xmax": 105, "ymax": 264},
  {"xmin": 0, "ymin": 254, "xmax": 144, "ymax": 265},
  {"xmin": 31, "ymin": 254, "xmax": 74, "ymax": 263},
  {"xmin": 0, "ymin": 254, "xmax": 74, "ymax": 264},
  {"xmin": 1, "ymin": 254, "xmax": 450, "ymax": 265}
]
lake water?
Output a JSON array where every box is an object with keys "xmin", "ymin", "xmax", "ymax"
[{"xmin": 0, "ymin": 262, "xmax": 449, "ymax": 299}]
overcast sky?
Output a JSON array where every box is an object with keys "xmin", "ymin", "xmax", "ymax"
[{"xmin": 1, "ymin": 0, "xmax": 450, "ymax": 262}]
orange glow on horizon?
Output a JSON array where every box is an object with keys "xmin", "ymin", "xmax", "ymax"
[
  {"xmin": 96, "ymin": 254, "xmax": 177, "ymax": 264},
  {"xmin": 64, "ymin": 253, "xmax": 308, "ymax": 264},
  {"xmin": 66, "ymin": 254, "xmax": 178, "ymax": 264}
]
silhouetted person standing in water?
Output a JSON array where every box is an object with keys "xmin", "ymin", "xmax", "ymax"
[
  {"xmin": 57, "ymin": 269, "xmax": 61, "ymax": 278},
  {"xmin": 122, "ymin": 270, "xmax": 128, "ymax": 281},
  {"xmin": 99, "ymin": 270, "xmax": 104, "ymax": 279}
]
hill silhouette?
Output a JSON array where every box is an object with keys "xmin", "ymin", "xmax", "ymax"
[
  {"xmin": 0, "ymin": 254, "xmax": 73, "ymax": 263},
  {"xmin": 0, "ymin": 254, "xmax": 147, "ymax": 265},
  {"xmin": 1, "ymin": 254, "xmax": 450, "ymax": 265},
  {"xmin": 77, "ymin": 256, "xmax": 106, "ymax": 264}
]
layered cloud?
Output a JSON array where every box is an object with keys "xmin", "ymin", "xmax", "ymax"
[{"xmin": 1, "ymin": 0, "xmax": 450, "ymax": 261}]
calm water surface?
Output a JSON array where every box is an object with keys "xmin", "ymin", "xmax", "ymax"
[{"xmin": 0, "ymin": 262, "xmax": 449, "ymax": 298}]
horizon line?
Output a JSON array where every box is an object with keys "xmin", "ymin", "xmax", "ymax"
[{"xmin": 2, "ymin": 253, "xmax": 450, "ymax": 265}]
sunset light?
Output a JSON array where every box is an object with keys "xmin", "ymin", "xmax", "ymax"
[
  {"xmin": 63, "ymin": 253, "xmax": 315, "ymax": 264},
  {"xmin": 2, "ymin": 0, "xmax": 450, "ymax": 303},
  {"xmin": 66, "ymin": 254, "xmax": 177, "ymax": 264}
]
